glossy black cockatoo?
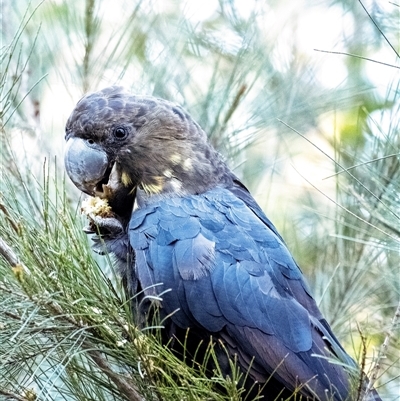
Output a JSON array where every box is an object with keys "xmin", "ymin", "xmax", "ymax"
[{"xmin": 64, "ymin": 86, "xmax": 381, "ymax": 401}]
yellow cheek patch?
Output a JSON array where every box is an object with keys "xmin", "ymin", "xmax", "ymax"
[
  {"xmin": 170, "ymin": 154, "xmax": 181, "ymax": 165},
  {"xmin": 182, "ymin": 157, "xmax": 192, "ymax": 171},
  {"xmin": 121, "ymin": 171, "xmax": 133, "ymax": 186},
  {"xmin": 141, "ymin": 176, "xmax": 164, "ymax": 194},
  {"xmin": 163, "ymin": 169, "xmax": 173, "ymax": 178}
]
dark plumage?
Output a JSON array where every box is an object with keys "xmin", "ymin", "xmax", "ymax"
[{"xmin": 64, "ymin": 86, "xmax": 381, "ymax": 400}]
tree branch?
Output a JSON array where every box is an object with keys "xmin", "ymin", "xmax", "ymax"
[
  {"xmin": 362, "ymin": 300, "xmax": 400, "ymax": 400},
  {"xmin": 0, "ymin": 389, "xmax": 31, "ymax": 401},
  {"xmin": 0, "ymin": 236, "xmax": 22, "ymax": 268},
  {"xmin": 81, "ymin": 343, "xmax": 145, "ymax": 401}
]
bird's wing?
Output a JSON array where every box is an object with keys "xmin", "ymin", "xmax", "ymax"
[{"xmin": 129, "ymin": 187, "xmax": 352, "ymax": 399}]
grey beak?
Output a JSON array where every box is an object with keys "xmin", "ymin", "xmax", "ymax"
[{"xmin": 64, "ymin": 137, "xmax": 109, "ymax": 196}]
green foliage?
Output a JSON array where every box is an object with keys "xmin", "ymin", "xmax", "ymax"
[{"xmin": 0, "ymin": 0, "xmax": 399, "ymax": 400}]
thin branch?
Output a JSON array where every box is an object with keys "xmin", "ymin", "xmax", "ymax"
[
  {"xmin": 82, "ymin": 343, "xmax": 145, "ymax": 401},
  {"xmin": 314, "ymin": 49, "xmax": 400, "ymax": 69},
  {"xmin": 222, "ymin": 84, "xmax": 247, "ymax": 127},
  {"xmin": 0, "ymin": 203, "xmax": 20, "ymax": 233},
  {"xmin": 356, "ymin": 324, "xmax": 368, "ymax": 401},
  {"xmin": 0, "ymin": 389, "xmax": 31, "ymax": 401},
  {"xmin": 363, "ymin": 300, "xmax": 400, "ymax": 400},
  {"xmin": 0, "ymin": 236, "xmax": 24, "ymax": 268},
  {"xmin": 323, "ymin": 153, "xmax": 400, "ymax": 180},
  {"xmin": 358, "ymin": 0, "xmax": 400, "ymax": 59},
  {"xmin": 347, "ymin": 186, "xmax": 400, "ymax": 237}
]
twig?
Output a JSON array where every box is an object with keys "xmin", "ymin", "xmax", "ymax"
[
  {"xmin": 0, "ymin": 389, "xmax": 30, "ymax": 401},
  {"xmin": 314, "ymin": 49, "xmax": 400, "ymax": 69},
  {"xmin": 356, "ymin": 324, "xmax": 368, "ymax": 401},
  {"xmin": 0, "ymin": 236, "xmax": 28, "ymax": 283},
  {"xmin": 346, "ymin": 187, "xmax": 400, "ymax": 237},
  {"xmin": 362, "ymin": 300, "xmax": 400, "ymax": 400},
  {"xmin": 82, "ymin": 343, "xmax": 145, "ymax": 401},
  {"xmin": 323, "ymin": 153, "xmax": 400, "ymax": 180},
  {"xmin": 0, "ymin": 203, "xmax": 20, "ymax": 233},
  {"xmin": 222, "ymin": 84, "xmax": 247, "ymax": 127},
  {"xmin": 0, "ymin": 236, "xmax": 22, "ymax": 267},
  {"xmin": 358, "ymin": 0, "xmax": 400, "ymax": 59}
]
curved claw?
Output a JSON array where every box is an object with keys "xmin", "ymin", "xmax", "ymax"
[
  {"xmin": 83, "ymin": 225, "xmax": 96, "ymax": 234},
  {"xmin": 87, "ymin": 213, "xmax": 124, "ymax": 236}
]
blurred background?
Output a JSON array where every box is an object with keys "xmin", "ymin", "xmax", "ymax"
[{"xmin": 1, "ymin": 0, "xmax": 399, "ymax": 399}]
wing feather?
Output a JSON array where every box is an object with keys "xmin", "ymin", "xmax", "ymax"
[{"xmin": 129, "ymin": 187, "xmax": 352, "ymax": 400}]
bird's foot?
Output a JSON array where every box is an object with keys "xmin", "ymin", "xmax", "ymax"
[{"xmin": 83, "ymin": 213, "xmax": 124, "ymax": 236}]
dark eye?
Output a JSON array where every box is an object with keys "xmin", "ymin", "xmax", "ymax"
[{"xmin": 114, "ymin": 127, "xmax": 128, "ymax": 140}]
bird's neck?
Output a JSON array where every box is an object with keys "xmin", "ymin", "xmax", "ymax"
[{"xmin": 137, "ymin": 145, "xmax": 232, "ymax": 200}]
